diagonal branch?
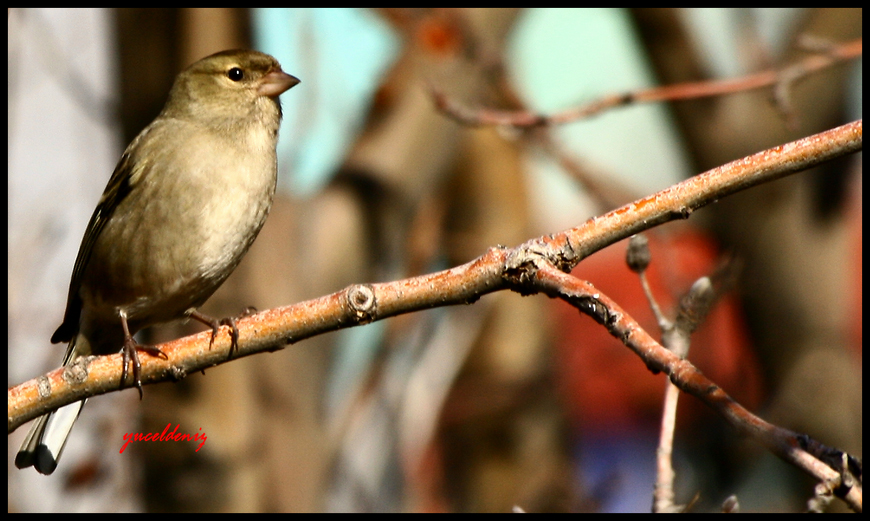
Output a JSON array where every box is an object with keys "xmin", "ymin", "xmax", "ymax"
[
  {"xmin": 502, "ymin": 119, "xmax": 861, "ymax": 276},
  {"xmin": 530, "ymin": 264, "xmax": 862, "ymax": 512}
]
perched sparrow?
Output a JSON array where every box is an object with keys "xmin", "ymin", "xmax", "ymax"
[{"xmin": 16, "ymin": 49, "xmax": 300, "ymax": 474}]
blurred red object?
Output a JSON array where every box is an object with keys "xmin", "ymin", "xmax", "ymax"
[{"xmin": 553, "ymin": 229, "xmax": 763, "ymax": 433}]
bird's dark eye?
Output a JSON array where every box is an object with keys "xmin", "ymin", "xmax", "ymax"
[{"xmin": 227, "ymin": 67, "xmax": 244, "ymax": 82}]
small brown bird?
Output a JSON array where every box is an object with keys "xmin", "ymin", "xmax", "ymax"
[{"xmin": 16, "ymin": 49, "xmax": 300, "ymax": 474}]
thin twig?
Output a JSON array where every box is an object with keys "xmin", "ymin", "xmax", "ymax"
[{"xmin": 433, "ymin": 38, "xmax": 862, "ymax": 128}]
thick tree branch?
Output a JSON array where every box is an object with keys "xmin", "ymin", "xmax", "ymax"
[{"xmin": 10, "ymin": 120, "xmax": 861, "ymax": 427}]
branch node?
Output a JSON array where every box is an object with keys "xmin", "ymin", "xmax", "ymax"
[
  {"xmin": 36, "ymin": 376, "xmax": 52, "ymax": 399},
  {"xmin": 63, "ymin": 356, "xmax": 91, "ymax": 386},
  {"xmin": 346, "ymin": 284, "xmax": 378, "ymax": 324}
]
